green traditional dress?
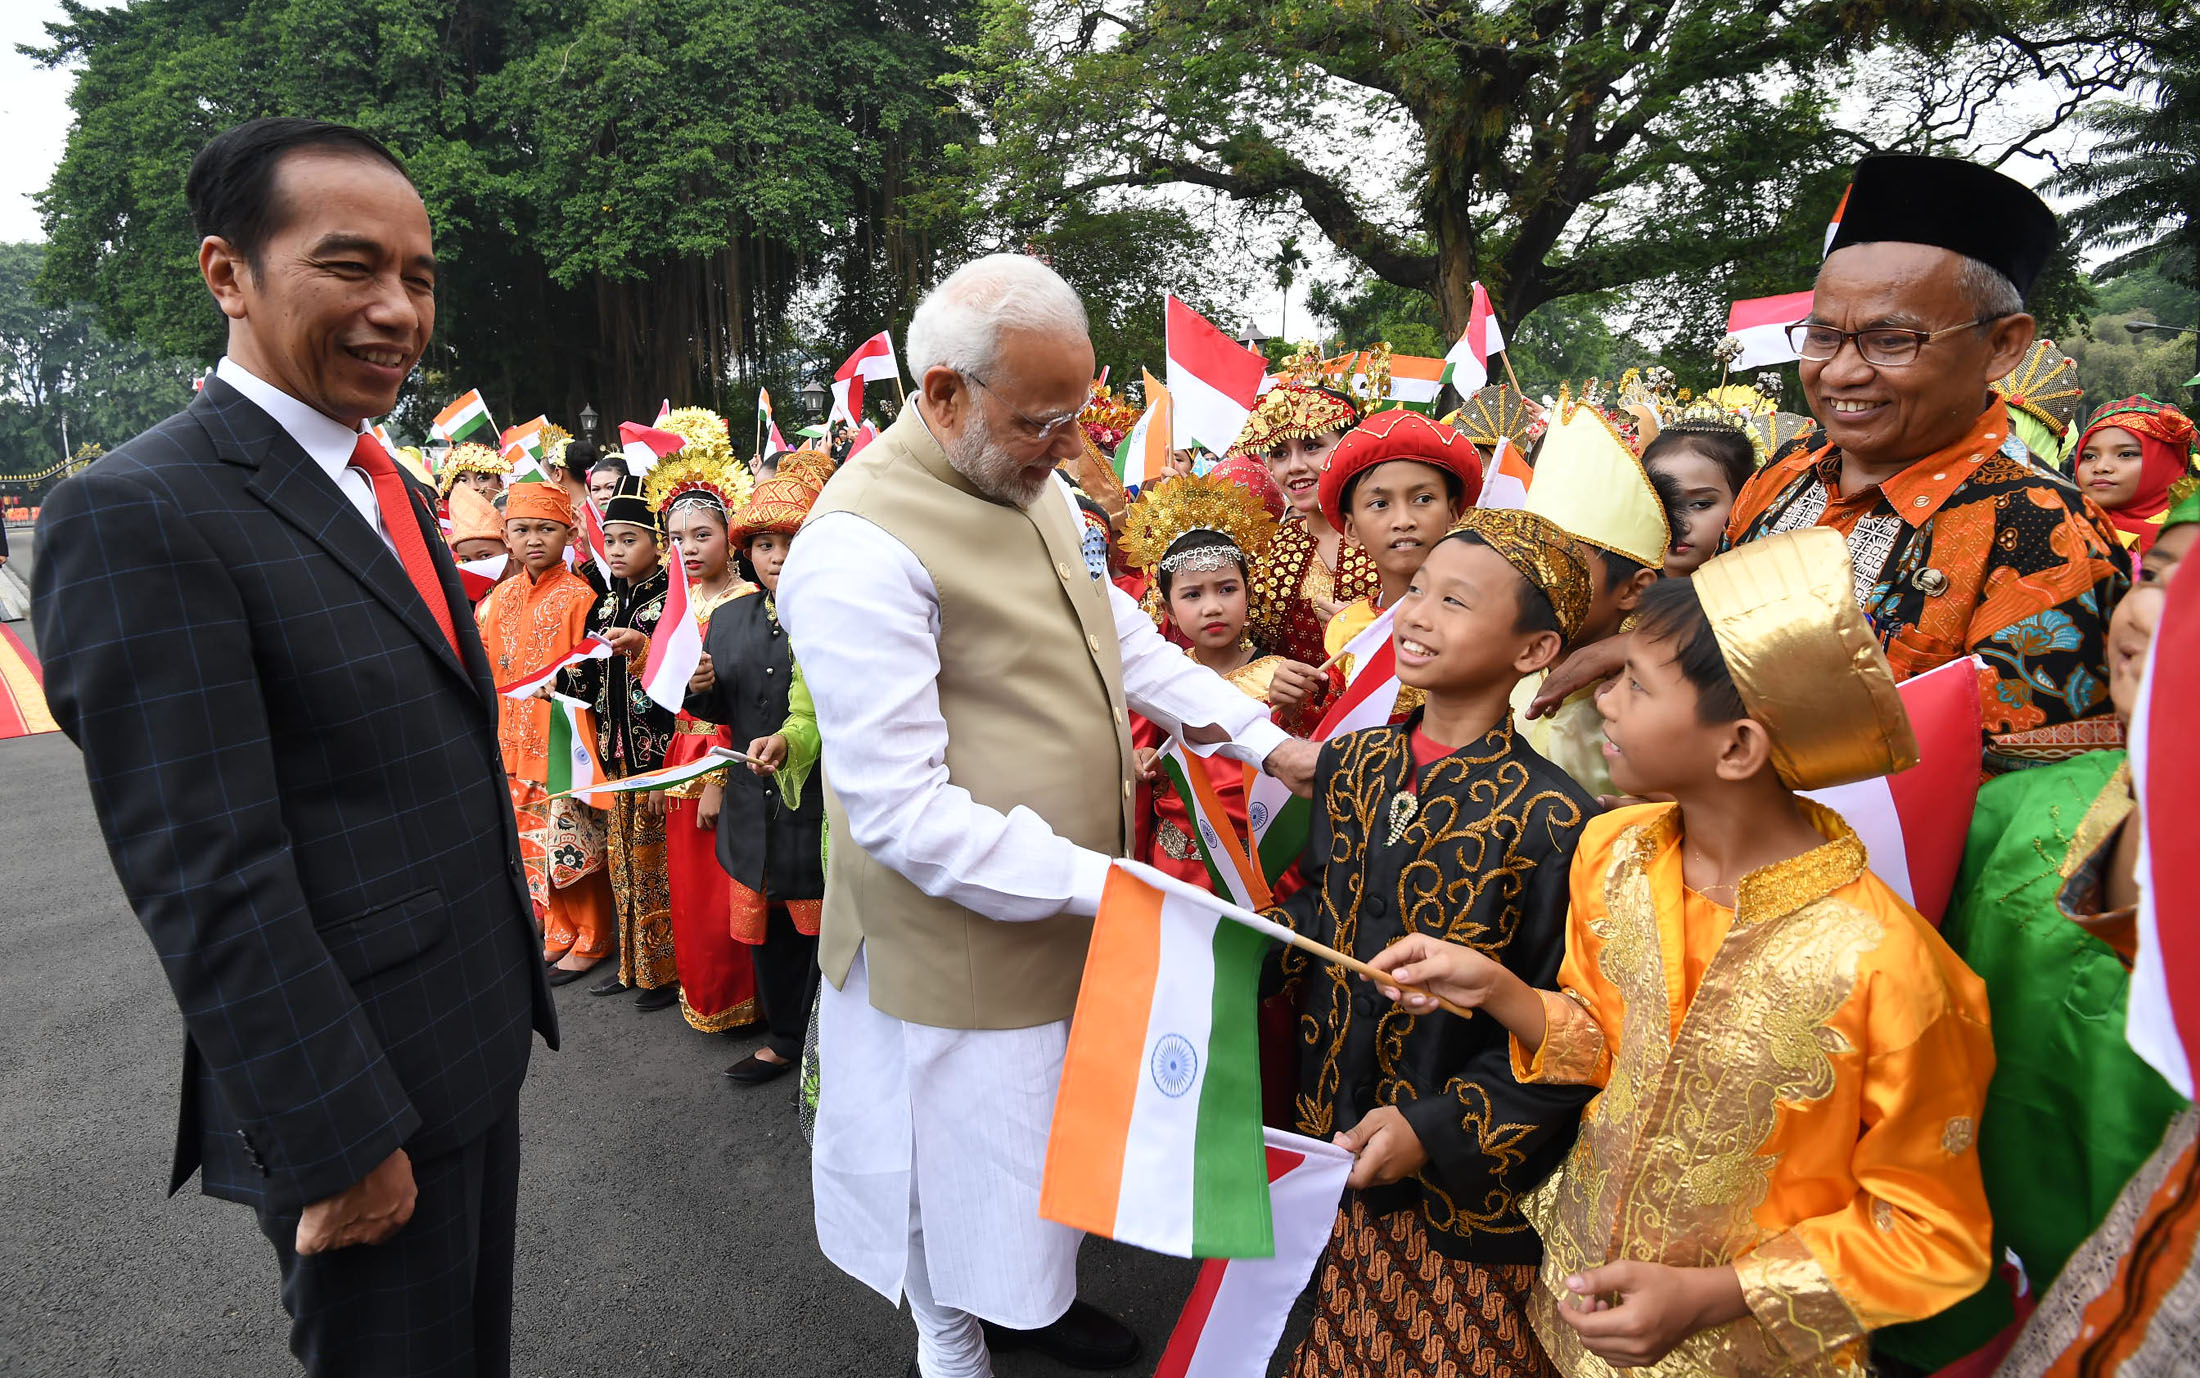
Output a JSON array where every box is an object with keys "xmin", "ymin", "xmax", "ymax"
[{"xmin": 1878, "ymin": 749, "xmax": 2190, "ymax": 1368}]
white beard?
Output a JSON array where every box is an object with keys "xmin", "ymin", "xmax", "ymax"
[{"xmin": 945, "ymin": 406, "xmax": 1055, "ymax": 508}]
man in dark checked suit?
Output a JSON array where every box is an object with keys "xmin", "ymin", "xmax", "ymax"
[{"xmin": 32, "ymin": 118, "xmax": 554, "ymax": 1377}]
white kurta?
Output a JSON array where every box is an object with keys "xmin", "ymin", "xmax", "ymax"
[{"xmin": 780, "ymin": 477, "xmax": 1291, "ymax": 1324}]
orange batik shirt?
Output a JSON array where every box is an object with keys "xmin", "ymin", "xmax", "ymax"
[
  {"xmin": 1727, "ymin": 402, "xmax": 2128, "ymax": 771},
  {"xmin": 1511, "ymin": 802, "xmax": 1996, "ymax": 1378},
  {"xmin": 477, "ymin": 562, "xmax": 600, "ymax": 782}
]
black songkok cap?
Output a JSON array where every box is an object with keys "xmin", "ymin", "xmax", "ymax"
[
  {"xmin": 601, "ymin": 474, "xmax": 659, "ymax": 534},
  {"xmin": 1825, "ymin": 154, "xmax": 2058, "ymax": 296}
]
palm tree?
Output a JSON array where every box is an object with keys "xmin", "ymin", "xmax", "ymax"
[{"xmin": 2049, "ymin": 15, "xmax": 2200, "ymax": 395}]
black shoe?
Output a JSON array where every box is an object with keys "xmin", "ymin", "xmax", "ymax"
[
  {"xmin": 587, "ymin": 975, "xmax": 629, "ymax": 997},
  {"xmin": 981, "ymin": 1300, "xmax": 1141, "ymax": 1370},
  {"xmin": 904, "ymin": 1363, "xmax": 920, "ymax": 1378},
  {"xmin": 723, "ymin": 1052, "xmax": 796, "ymax": 1084},
  {"xmin": 547, "ymin": 962, "xmax": 601, "ymax": 987},
  {"xmin": 633, "ymin": 983, "xmax": 681, "ymax": 1012},
  {"xmin": 718, "ymin": 1017, "xmax": 767, "ymax": 1038}
]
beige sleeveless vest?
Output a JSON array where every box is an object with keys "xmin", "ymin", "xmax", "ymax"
[{"xmin": 807, "ymin": 407, "xmax": 1138, "ymax": 1030}]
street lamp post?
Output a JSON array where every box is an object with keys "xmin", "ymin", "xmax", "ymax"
[
  {"xmin": 2124, "ymin": 320, "xmax": 2200, "ymax": 337},
  {"xmin": 578, "ymin": 403, "xmax": 599, "ymax": 441},
  {"xmin": 799, "ymin": 380, "xmax": 829, "ymax": 419}
]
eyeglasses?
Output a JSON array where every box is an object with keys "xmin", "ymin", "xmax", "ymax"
[
  {"xmin": 1784, "ymin": 316, "xmax": 2009, "ymax": 367},
  {"xmin": 963, "ymin": 372, "xmax": 1081, "ymax": 443}
]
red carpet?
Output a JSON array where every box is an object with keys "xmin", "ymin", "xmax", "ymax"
[{"xmin": 0, "ymin": 624, "xmax": 58, "ymax": 739}]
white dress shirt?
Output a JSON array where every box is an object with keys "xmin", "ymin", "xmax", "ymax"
[
  {"xmin": 778, "ymin": 482, "xmax": 1289, "ymax": 925},
  {"xmin": 216, "ymin": 357, "xmax": 390, "ymax": 552}
]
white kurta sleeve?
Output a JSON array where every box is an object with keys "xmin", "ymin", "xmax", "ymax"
[{"xmin": 777, "ymin": 511, "xmax": 1116, "ymax": 921}]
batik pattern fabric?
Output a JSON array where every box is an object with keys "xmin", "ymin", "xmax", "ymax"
[
  {"xmin": 1995, "ymin": 1108, "xmax": 2200, "ymax": 1378},
  {"xmin": 1512, "ymin": 802, "xmax": 1997, "ymax": 1378},
  {"xmin": 1249, "ymin": 514, "xmax": 1378, "ymax": 670},
  {"xmin": 1286, "ymin": 1194, "xmax": 1554, "ymax": 1378},
  {"xmin": 1876, "ymin": 750, "xmax": 2187, "ymax": 1371},
  {"xmin": 1727, "ymin": 401, "xmax": 2128, "ymax": 773},
  {"xmin": 1265, "ymin": 713, "xmax": 1597, "ymax": 1265},
  {"xmin": 608, "ymin": 789, "xmax": 676, "ymax": 991},
  {"xmin": 562, "ymin": 565, "xmax": 676, "ymax": 776}
]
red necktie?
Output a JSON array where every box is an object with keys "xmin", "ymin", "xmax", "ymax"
[{"xmin": 350, "ymin": 433, "xmax": 462, "ymax": 658}]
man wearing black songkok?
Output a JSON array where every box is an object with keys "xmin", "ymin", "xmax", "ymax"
[{"xmin": 1726, "ymin": 154, "xmax": 2127, "ymax": 773}]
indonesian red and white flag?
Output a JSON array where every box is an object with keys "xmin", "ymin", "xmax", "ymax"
[
  {"xmin": 2128, "ymin": 544, "xmax": 2200, "ymax": 1098},
  {"xmin": 1473, "ymin": 436, "xmax": 1534, "ymax": 511},
  {"xmin": 455, "ymin": 554, "xmax": 508, "ymax": 602},
  {"xmin": 832, "ymin": 331, "xmax": 900, "ymax": 427},
  {"xmin": 572, "ymin": 497, "xmax": 611, "ymax": 583},
  {"xmin": 1116, "ymin": 370, "xmax": 1174, "ymax": 489},
  {"xmin": 1727, "ymin": 290, "xmax": 1814, "ymax": 370},
  {"xmin": 1154, "ymin": 1128, "xmax": 1354, "ymax": 1378},
  {"xmin": 1166, "ymin": 295, "xmax": 1266, "ymax": 455},
  {"xmin": 639, "ymin": 552, "xmax": 704, "ymax": 712},
  {"xmin": 827, "ymin": 378, "xmax": 858, "ymax": 428},
  {"xmin": 1801, "ymin": 656, "xmax": 1983, "ymax": 927},
  {"xmin": 845, "ymin": 420, "xmax": 881, "ymax": 459},
  {"xmin": 1824, "ymin": 184, "xmax": 1851, "ymax": 257},
  {"xmin": 655, "ymin": 398, "xmax": 672, "ymax": 424},
  {"xmin": 1441, "ymin": 282, "xmax": 1506, "ymax": 395},
  {"xmin": 619, "ymin": 421, "xmax": 686, "ymax": 477},
  {"xmin": 1243, "ymin": 606, "xmax": 1398, "ymax": 883},
  {"xmin": 497, "ymin": 632, "xmax": 616, "ymax": 699}
]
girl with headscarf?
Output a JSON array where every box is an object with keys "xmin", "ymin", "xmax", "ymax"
[{"xmin": 2075, "ymin": 396, "xmax": 2200, "ymax": 555}]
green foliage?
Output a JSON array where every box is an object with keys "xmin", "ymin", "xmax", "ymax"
[
  {"xmin": 0, "ymin": 242, "xmax": 202, "ymax": 486},
  {"xmin": 1304, "ymin": 276, "xmax": 1446, "ymax": 359},
  {"xmin": 1018, "ymin": 201, "xmax": 1252, "ymax": 378}
]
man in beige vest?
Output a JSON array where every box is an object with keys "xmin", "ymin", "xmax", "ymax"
[{"xmin": 778, "ymin": 256, "xmax": 1318, "ymax": 1378}]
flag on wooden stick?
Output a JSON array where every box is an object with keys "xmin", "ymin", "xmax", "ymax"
[
  {"xmin": 639, "ymin": 552, "xmax": 703, "ymax": 712},
  {"xmin": 431, "ymin": 389, "xmax": 497, "ymax": 448},
  {"xmin": 545, "ymin": 693, "xmax": 606, "ymax": 801},
  {"xmin": 1116, "ymin": 370, "xmax": 1175, "ymax": 489}
]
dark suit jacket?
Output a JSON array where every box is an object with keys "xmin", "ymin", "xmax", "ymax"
[{"xmin": 33, "ymin": 377, "xmax": 556, "ymax": 1214}]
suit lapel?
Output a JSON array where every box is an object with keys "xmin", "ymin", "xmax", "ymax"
[{"xmin": 197, "ymin": 379, "xmax": 474, "ymax": 689}]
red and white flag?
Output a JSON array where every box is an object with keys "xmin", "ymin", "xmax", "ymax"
[
  {"xmin": 1153, "ymin": 1128, "xmax": 1354, "ymax": 1378},
  {"xmin": 455, "ymin": 554, "xmax": 508, "ymax": 602},
  {"xmin": 2128, "ymin": 543, "xmax": 2200, "ymax": 1098},
  {"xmin": 833, "ymin": 331, "xmax": 900, "ymax": 427},
  {"xmin": 1802, "ymin": 657, "xmax": 1983, "ymax": 927},
  {"xmin": 1441, "ymin": 282, "xmax": 1506, "ymax": 395},
  {"xmin": 1473, "ymin": 437, "xmax": 1534, "ymax": 511},
  {"xmin": 845, "ymin": 420, "xmax": 881, "ymax": 459},
  {"xmin": 497, "ymin": 632, "xmax": 616, "ymax": 699},
  {"xmin": 1824, "ymin": 183, "xmax": 1851, "ymax": 257},
  {"xmin": 1166, "ymin": 295, "xmax": 1266, "ymax": 455},
  {"xmin": 619, "ymin": 421, "xmax": 686, "ymax": 477},
  {"xmin": 573, "ymin": 497, "xmax": 612, "ymax": 583},
  {"xmin": 1727, "ymin": 290, "xmax": 1814, "ymax": 370},
  {"xmin": 757, "ymin": 388, "xmax": 790, "ymax": 456},
  {"xmin": 654, "ymin": 398, "xmax": 672, "ymax": 424},
  {"xmin": 639, "ymin": 554, "xmax": 704, "ymax": 712}
]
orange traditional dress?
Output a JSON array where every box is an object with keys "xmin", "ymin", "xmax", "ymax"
[
  {"xmin": 1513, "ymin": 802, "xmax": 1998, "ymax": 1378},
  {"xmin": 661, "ymin": 580, "xmax": 762, "ymax": 1033},
  {"xmin": 1131, "ymin": 652, "xmax": 1285, "ymax": 888},
  {"xmin": 476, "ymin": 558, "xmax": 614, "ymax": 962}
]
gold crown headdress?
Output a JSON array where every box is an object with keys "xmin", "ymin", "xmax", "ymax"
[
  {"xmin": 1993, "ymin": 338, "xmax": 2085, "ymax": 437},
  {"xmin": 1230, "ymin": 343, "xmax": 1362, "ymax": 456},
  {"xmin": 538, "ymin": 421, "xmax": 575, "ymax": 469},
  {"xmin": 644, "ymin": 452, "xmax": 742, "ymax": 519},
  {"xmin": 1449, "ymin": 385, "xmax": 1545, "ymax": 454},
  {"xmin": 437, "ymin": 441, "xmax": 509, "ymax": 498},
  {"xmin": 1119, "ymin": 473, "xmax": 1279, "ymax": 583},
  {"xmin": 654, "ymin": 406, "xmax": 753, "ymax": 507}
]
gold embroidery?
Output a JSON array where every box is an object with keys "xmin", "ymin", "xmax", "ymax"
[
  {"xmin": 1943, "ymin": 1116, "xmax": 1976, "ymax": 1156},
  {"xmin": 2058, "ymin": 762, "xmax": 2133, "ymax": 884}
]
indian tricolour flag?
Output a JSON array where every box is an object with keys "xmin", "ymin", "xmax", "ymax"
[
  {"xmin": 1166, "ymin": 295, "xmax": 1266, "ymax": 455},
  {"xmin": 1155, "ymin": 737, "xmax": 1270, "ymax": 911},
  {"xmin": 1824, "ymin": 183, "xmax": 1851, "ymax": 257},
  {"xmin": 1727, "ymin": 290, "xmax": 1814, "ymax": 370},
  {"xmin": 431, "ymin": 389, "xmax": 497, "ymax": 448},
  {"xmin": 639, "ymin": 553, "xmax": 703, "ymax": 712},
  {"xmin": 1247, "ymin": 606, "xmax": 1401, "ymax": 884},
  {"xmin": 757, "ymin": 388, "xmax": 790, "ymax": 457},
  {"xmin": 1475, "ymin": 436, "xmax": 1533, "ymax": 511},
  {"xmin": 2127, "ymin": 543, "xmax": 2200, "ymax": 1099},
  {"xmin": 559, "ymin": 753, "xmax": 729, "ymax": 800},
  {"xmin": 1440, "ymin": 281, "xmax": 1505, "ymax": 395},
  {"xmin": 1040, "ymin": 860, "xmax": 1277, "ymax": 1259},
  {"xmin": 1802, "ymin": 656, "xmax": 1982, "ymax": 926},
  {"xmin": 501, "ymin": 415, "xmax": 551, "ymax": 482},
  {"xmin": 1116, "ymin": 369, "xmax": 1174, "ymax": 489},
  {"xmin": 1155, "ymin": 1128, "xmax": 1354, "ymax": 1378},
  {"xmin": 545, "ymin": 693, "xmax": 606, "ymax": 801}
]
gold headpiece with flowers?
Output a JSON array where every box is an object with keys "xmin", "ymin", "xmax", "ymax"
[
  {"xmin": 654, "ymin": 406, "xmax": 753, "ymax": 507},
  {"xmin": 538, "ymin": 421, "xmax": 575, "ymax": 470},
  {"xmin": 436, "ymin": 441, "xmax": 509, "ymax": 499},
  {"xmin": 644, "ymin": 452, "xmax": 743, "ymax": 521},
  {"xmin": 1119, "ymin": 472, "xmax": 1279, "ymax": 582},
  {"xmin": 1230, "ymin": 342, "xmax": 1361, "ymax": 456}
]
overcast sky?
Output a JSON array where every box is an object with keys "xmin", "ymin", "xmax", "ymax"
[{"xmin": 0, "ymin": 1, "xmax": 75, "ymax": 245}]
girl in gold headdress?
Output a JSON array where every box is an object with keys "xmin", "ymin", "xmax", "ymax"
[
  {"xmin": 1240, "ymin": 362, "xmax": 1380, "ymax": 671},
  {"xmin": 1370, "ymin": 530, "xmax": 1996, "ymax": 1378}
]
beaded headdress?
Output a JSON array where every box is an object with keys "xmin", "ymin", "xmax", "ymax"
[
  {"xmin": 1450, "ymin": 385, "xmax": 1546, "ymax": 456},
  {"xmin": 436, "ymin": 442, "xmax": 510, "ymax": 499},
  {"xmin": 1993, "ymin": 338, "xmax": 2085, "ymax": 439},
  {"xmin": 1447, "ymin": 509, "xmax": 1596, "ymax": 642},
  {"xmin": 1119, "ymin": 473, "xmax": 1278, "ymax": 583},
  {"xmin": 644, "ymin": 452, "xmax": 743, "ymax": 523},
  {"xmin": 1230, "ymin": 344, "xmax": 1360, "ymax": 456}
]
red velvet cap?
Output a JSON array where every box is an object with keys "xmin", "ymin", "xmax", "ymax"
[{"xmin": 1317, "ymin": 410, "xmax": 1483, "ymax": 530}]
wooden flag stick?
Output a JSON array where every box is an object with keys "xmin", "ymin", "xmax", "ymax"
[{"xmin": 1118, "ymin": 859, "xmax": 1478, "ymax": 1021}]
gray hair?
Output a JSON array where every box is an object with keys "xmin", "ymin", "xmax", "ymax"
[
  {"xmin": 906, "ymin": 253, "xmax": 1090, "ymax": 380},
  {"xmin": 1955, "ymin": 255, "xmax": 2024, "ymax": 320}
]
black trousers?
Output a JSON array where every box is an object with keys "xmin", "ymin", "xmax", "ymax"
[
  {"xmin": 754, "ymin": 904, "xmax": 820, "ymax": 1060},
  {"xmin": 255, "ymin": 1107, "xmax": 520, "ymax": 1378}
]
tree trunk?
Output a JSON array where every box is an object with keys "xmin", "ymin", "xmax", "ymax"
[{"xmin": 1430, "ymin": 194, "xmax": 1478, "ymax": 341}]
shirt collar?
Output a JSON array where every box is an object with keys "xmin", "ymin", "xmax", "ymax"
[
  {"xmin": 1804, "ymin": 400, "xmax": 2013, "ymax": 529},
  {"xmin": 215, "ymin": 357, "xmax": 366, "ymax": 479},
  {"xmin": 1636, "ymin": 799, "xmax": 1868, "ymax": 927}
]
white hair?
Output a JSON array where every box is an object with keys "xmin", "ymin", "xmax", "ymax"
[
  {"xmin": 1954, "ymin": 255, "xmax": 2025, "ymax": 320},
  {"xmin": 905, "ymin": 253, "xmax": 1090, "ymax": 380}
]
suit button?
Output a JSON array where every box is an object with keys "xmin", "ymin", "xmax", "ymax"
[
  {"xmin": 1057, "ymin": 562, "xmax": 1075, "ymax": 581},
  {"xmin": 765, "ymin": 666, "xmax": 774, "ymax": 677},
  {"xmin": 1122, "ymin": 779, "xmax": 1133, "ymax": 800},
  {"xmin": 1087, "ymin": 633, "xmax": 1102, "ymax": 654}
]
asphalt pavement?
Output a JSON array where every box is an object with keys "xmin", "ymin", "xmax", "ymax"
[{"xmin": 0, "ymin": 531, "xmax": 1228, "ymax": 1377}]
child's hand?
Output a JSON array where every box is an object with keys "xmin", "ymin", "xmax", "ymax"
[
  {"xmin": 687, "ymin": 651, "xmax": 715, "ymax": 694},
  {"xmin": 1334, "ymin": 1106, "xmax": 1428, "ymax": 1190},
  {"xmin": 1555, "ymin": 1261, "xmax": 1746, "ymax": 1368},
  {"xmin": 602, "ymin": 626, "xmax": 648, "ymax": 657},
  {"xmin": 1132, "ymin": 747, "xmax": 1160, "ymax": 781},
  {"xmin": 697, "ymin": 781, "xmax": 722, "ymax": 830},
  {"xmin": 1366, "ymin": 934, "xmax": 1509, "ymax": 1011},
  {"xmin": 746, "ymin": 735, "xmax": 788, "ymax": 775},
  {"xmin": 1265, "ymin": 660, "xmax": 1326, "ymax": 711}
]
